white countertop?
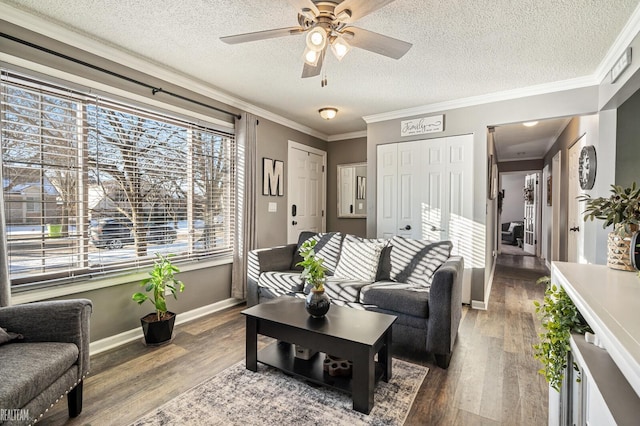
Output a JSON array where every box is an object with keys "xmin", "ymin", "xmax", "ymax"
[{"xmin": 551, "ymin": 262, "xmax": 640, "ymax": 398}]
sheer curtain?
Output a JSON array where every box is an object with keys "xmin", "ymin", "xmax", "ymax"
[{"xmin": 231, "ymin": 113, "xmax": 257, "ymax": 299}]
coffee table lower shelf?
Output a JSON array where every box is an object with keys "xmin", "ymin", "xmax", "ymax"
[{"xmin": 258, "ymin": 341, "xmax": 384, "ymax": 396}]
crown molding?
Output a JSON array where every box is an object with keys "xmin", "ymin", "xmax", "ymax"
[
  {"xmin": 363, "ymin": 76, "xmax": 598, "ymax": 124},
  {"xmin": 593, "ymin": 2, "xmax": 640, "ymax": 83},
  {"xmin": 0, "ymin": 3, "xmax": 329, "ymax": 141},
  {"xmin": 327, "ymin": 130, "xmax": 367, "ymax": 142}
]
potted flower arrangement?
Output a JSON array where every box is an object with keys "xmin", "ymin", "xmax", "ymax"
[
  {"xmin": 132, "ymin": 253, "xmax": 185, "ymax": 345},
  {"xmin": 296, "ymin": 239, "xmax": 330, "ymax": 318},
  {"xmin": 578, "ymin": 182, "xmax": 640, "ymax": 270}
]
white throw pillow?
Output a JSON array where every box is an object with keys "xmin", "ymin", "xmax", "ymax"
[{"xmin": 334, "ymin": 240, "xmax": 385, "ymax": 282}]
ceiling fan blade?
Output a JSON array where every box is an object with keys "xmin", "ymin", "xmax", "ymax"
[
  {"xmin": 301, "ymin": 48, "xmax": 325, "ymax": 78},
  {"xmin": 220, "ymin": 27, "xmax": 304, "ymax": 44},
  {"xmin": 334, "ymin": 0, "xmax": 396, "ymax": 23},
  {"xmin": 345, "ymin": 27, "xmax": 412, "ymax": 59},
  {"xmin": 287, "ymin": 0, "xmax": 319, "ymax": 17}
]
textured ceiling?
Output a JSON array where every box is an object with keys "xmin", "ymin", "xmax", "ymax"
[{"xmin": 2, "ymin": 0, "xmax": 640, "ymax": 143}]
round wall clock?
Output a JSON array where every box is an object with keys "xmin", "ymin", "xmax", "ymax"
[{"xmin": 578, "ymin": 145, "xmax": 597, "ymax": 190}]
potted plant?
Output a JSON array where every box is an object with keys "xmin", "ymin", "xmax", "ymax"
[
  {"xmin": 296, "ymin": 239, "xmax": 330, "ymax": 318},
  {"xmin": 533, "ymin": 277, "xmax": 592, "ymax": 391},
  {"xmin": 132, "ymin": 253, "xmax": 185, "ymax": 345},
  {"xmin": 578, "ymin": 182, "xmax": 640, "ymax": 270}
]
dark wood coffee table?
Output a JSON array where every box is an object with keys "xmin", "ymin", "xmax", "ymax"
[{"xmin": 242, "ymin": 297, "xmax": 397, "ymax": 414}]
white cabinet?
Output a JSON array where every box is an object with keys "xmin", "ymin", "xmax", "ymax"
[
  {"xmin": 376, "ymin": 134, "xmax": 474, "ymax": 303},
  {"xmin": 550, "ymin": 262, "xmax": 640, "ymax": 426}
]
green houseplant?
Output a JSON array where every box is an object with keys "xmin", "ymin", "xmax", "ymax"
[
  {"xmin": 133, "ymin": 253, "xmax": 185, "ymax": 345},
  {"xmin": 533, "ymin": 277, "xmax": 592, "ymax": 391},
  {"xmin": 578, "ymin": 182, "xmax": 640, "ymax": 270},
  {"xmin": 296, "ymin": 239, "xmax": 330, "ymax": 317}
]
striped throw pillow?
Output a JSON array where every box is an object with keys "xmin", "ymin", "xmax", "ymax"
[
  {"xmin": 334, "ymin": 240, "xmax": 385, "ymax": 282},
  {"xmin": 390, "ymin": 236, "xmax": 452, "ymax": 287}
]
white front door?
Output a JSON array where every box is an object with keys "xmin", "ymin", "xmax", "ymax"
[
  {"xmin": 523, "ymin": 173, "xmax": 538, "ymax": 254},
  {"xmin": 287, "ymin": 142, "xmax": 326, "ymax": 243},
  {"xmin": 568, "ymin": 135, "xmax": 586, "ymax": 263}
]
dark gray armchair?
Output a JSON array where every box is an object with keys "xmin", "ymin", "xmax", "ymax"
[
  {"xmin": 0, "ymin": 299, "xmax": 92, "ymax": 425},
  {"xmin": 501, "ymin": 221, "xmax": 524, "ymax": 245}
]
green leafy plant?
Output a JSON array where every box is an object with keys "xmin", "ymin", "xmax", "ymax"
[
  {"xmin": 533, "ymin": 276, "xmax": 591, "ymax": 392},
  {"xmin": 296, "ymin": 239, "xmax": 326, "ymax": 291},
  {"xmin": 577, "ymin": 182, "xmax": 640, "ymax": 235},
  {"xmin": 132, "ymin": 253, "xmax": 185, "ymax": 321}
]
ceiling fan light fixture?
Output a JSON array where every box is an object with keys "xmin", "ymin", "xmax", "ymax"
[
  {"xmin": 319, "ymin": 107, "xmax": 338, "ymax": 120},
  {"xmin": 303, "ymin": 47, "xmax": 320, "ymax": 66},
  {"xmin": 330, "ymin": 36, "xmax": 351, "ymax": 61},
  {"xmin": 306, "ymin": 27, "xmax": 327, "ymax": 51}
]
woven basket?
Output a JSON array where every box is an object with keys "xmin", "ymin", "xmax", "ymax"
[{"xmin": 607, "ymin": 231, "xmax": 635, "ymax": 271}]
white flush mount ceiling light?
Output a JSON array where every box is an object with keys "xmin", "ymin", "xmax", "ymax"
[
  {"xmin": 523, "ymin": 121, "xmax": 539, "ymax": 127},
  {"xmin": 319, "ymin": 107, "xmax": 338, "ymax": 120}
]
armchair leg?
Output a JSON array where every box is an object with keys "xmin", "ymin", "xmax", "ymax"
[
  {"xmin": 434, "ymin": 353, "xmax": 452, "ymax": 369},
  {"xmin": 68, "ymin": 381, "xmax": 83, "ymax": 417}
]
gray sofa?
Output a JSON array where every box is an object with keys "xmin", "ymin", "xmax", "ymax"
[
  {"xmin": 0, "ymin": 299, "xmax": 92, "ymax": 425},
  {"xmin": 247, "ymin": 232, "xmax": 463, "ymax": 368}
]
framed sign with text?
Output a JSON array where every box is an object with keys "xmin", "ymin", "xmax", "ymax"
[{"xmin": 401, "ymin": 114, "xmax": 444, "ymax": 137}]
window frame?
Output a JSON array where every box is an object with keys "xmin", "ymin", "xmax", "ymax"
[{"xmin": 1, "ymin": 69, "xmax": 237, "ymax": 291}]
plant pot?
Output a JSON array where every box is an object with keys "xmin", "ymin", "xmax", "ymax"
[
  {"xmin": 607, "ymin": 226, "xmax": 636, "ymax": 271},
  {"xmin": 305, "ymin": 289, "xmax": 331, "ymax": 318},
  {"xmin": 141, "ymin": 311, "xmax": 176, "ymax": 346}
]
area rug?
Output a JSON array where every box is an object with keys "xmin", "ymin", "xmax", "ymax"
[{"xmin": 131, "ymin": 358, "xmax": 427, "ymax": 426}]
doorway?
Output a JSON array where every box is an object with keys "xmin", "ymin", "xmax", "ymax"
[{"xmin": 287, "ymin": 141, "xmax": 326, "ymax": 243}]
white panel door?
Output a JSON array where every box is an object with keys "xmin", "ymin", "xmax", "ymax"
[
  {"xmin": 568, "ymin": 136, "xmax": 586, "ymax": 263},
  {"xmin": 376, "ymin": 134, "xmax": 474, "ymax": 303},
  {"xmin": 523, "ymin": 173, "xmax": 538, "ymax": 255},
  {"xmin": 288, "ymin": 144, "xmax": 325, "ymax": 243}
]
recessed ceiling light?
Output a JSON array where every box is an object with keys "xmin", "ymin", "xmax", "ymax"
[{"xmin": 523, "ymin": 121, "xmax": 539, "ymax": 127}]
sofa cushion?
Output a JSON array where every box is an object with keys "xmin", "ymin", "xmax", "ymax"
[
  {"xmin": 322, "ymin": 278, "xmax": 370, "ymax": 303},
  {"xmin": 360, "ymin": 282, "xmax": 430, "ymax": 318},
  {"xmin": 389, "ymin": 236, "xmax": 452, "ymax": 286},
  {"xmin": 0, "ymin": 342, "xmax": 79, "ymax": 409},
  {"xmin": 334, "ymin": 239, "xmax": 385, "ymax": 282},
  {"xmin": 341, "ymin": 235, "xmax": 392, "ymax": 281},
  {"xmin": 258, "ymin": 271, "xmax": 304, "ymax": 297},
  {"xmin": 291, "ymin": 232, "xmax": 344, "ymax": 275}
]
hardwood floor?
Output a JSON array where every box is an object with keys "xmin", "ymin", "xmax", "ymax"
[{"xmin": 40, "ymin": 253, "xmax": 549, "ymax": 425}]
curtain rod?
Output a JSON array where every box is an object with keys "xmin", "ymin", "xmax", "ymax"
[{"xmin": 0, "ymin": 32, "xmax": 242, "ymax": 120}]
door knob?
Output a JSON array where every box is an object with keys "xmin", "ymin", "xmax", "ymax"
[
  {"xmin": 292, "ymin": 221, "xmax": 297, "ymax": 226},
  {"xmin": 399, "ymin": 225, "xmax": 411, "ymax": 231},
  {"xmin": 570, "ymin": 226, "xmax": 580, "ymax": 232}
]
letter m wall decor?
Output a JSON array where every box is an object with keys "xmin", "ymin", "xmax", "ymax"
[{"xmin": 263, "ymin": 158, "xmax": 284, "ymax": 196}]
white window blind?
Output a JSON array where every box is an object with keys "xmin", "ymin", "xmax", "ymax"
[{"xmin": 1, "ymin": 71, "xmax": 235, "ymax": 287}]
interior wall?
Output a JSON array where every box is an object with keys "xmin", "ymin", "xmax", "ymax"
[
  {"xmin": 255, "ymin": 119, "xmax": 327, "ymax": 249},
  {"xmin": 500, "ymin": 173, "xmax": 527, "ymax": 224},
  {"xmin": 326, "ymin": 137, "xmax": 367, "ymax": 237},
  {"xmin": 366, "ymin": 86, "xmax": 599, "ymax": 304},
  {"xmin": 615, "ymin": 88, "xmax": 640, "ymax": 187}
]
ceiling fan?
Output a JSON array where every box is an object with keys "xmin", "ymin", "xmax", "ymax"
[{"xmin": 220, "ymin": 0, "xmax": 412, "ymax": 78}]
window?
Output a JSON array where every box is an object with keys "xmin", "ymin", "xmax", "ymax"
[{"xmin": 1, "ymin": 71, "xmax": 235, "ymax": 288}]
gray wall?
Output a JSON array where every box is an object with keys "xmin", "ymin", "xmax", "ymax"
[
  {"xmin": 255, "ymin": 118, "xmax": 327, "ymax": 249},
  {"xmin": 500, "ymin": 173, "xmax": 527, "ymax": 224},
  {"xmin": 615, "ymin": 88, "xmax": 640, "ymax": 187},
  {"xmin": 327, "ymin": 137, "xmax": 367, "ymax": 237},
  {"xmin": 366, "ymin": 86, "xmax": 599, "ymax": 304}
]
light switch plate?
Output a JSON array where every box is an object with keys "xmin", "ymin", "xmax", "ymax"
[{"xmin": 268, "ymin": 202, "xmax": 277, "ymax": 212}]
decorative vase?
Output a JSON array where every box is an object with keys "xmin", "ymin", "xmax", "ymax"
[
  {"xmin": 305, "ymin": 288, "xmax": 331, "ymax": 318},
  {"xmin": 607, "ymin": 224, "xmax": 636, "ymax": 271}
]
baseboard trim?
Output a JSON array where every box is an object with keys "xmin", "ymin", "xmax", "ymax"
[
  {"xmin": 471, "ymin": 252, "xmax": 498, "ymax": 310},
  {"xmin": 89, "ymin": 298, "xmax": 244, "ymax": 355}
]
